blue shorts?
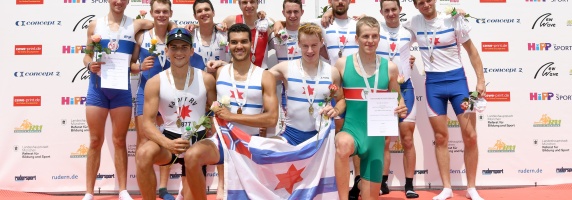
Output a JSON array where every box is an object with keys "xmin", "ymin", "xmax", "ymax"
[
  {"xmin": 425, "ymin": 68, "xmax": 469, "ymax": 117},
  {"xmin": 281, "ymin": 126, "xmax": 318, "ymax": 146},
  {"xmin": 86, "ymin": 74, "xmax": 132, "ymax": 109},
  {"xmin": 399, "ymin": 79, "xmax": 416, "ymax": 123}
]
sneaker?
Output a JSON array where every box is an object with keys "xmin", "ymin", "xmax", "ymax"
[
  {"xmin": 405, "ymin": 190, "xmax": 419, "ymax": 198},
  {"xmin": 82, "ymin": 193, "xmax": 93, "ymax": 200},
  {"xmin": 159, "ymin": 188, "xmax": 175, "ymax": 200},
  {"xmin": 380, "ymin": 182, "xmax": 390, "ymax": 195},
  {"xmin": 118, "ymin": 190, "xmax": 133, "ymax": 200},
  {"xmin": 348, "ymin": 175, "xmax": 361, "ymax": 200}
]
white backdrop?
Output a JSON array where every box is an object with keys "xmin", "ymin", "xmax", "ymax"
[{"xmin": 2, "ymin": 0, "xmax": 572, "ymax": 194}]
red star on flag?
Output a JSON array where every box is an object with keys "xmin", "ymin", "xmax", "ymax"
[
  {"xmin": 230, "ymin": 90, "xmax": 244, "ymax": 99},
  {"xmin": 175, "ymin": 105, "xmax": 192, "ymax": 119},
  {"xmin": 302, "ymin": 85, "xmax": 315, "ymax": 95},
  {"xmin": 429, "ymin": 38, "xmax": 440, "ymax": 45},
  {"xmin": 390, "ymin": 42, "xmax": 397, "ymax": 52},
  {"xmin": 288, "ymin": 46, "xmax": 295, "ymax": 54},
  {"xmin": 339, "ymin": 35, "xmax": 346, "ymax": 44},
  {"xmin": 274, "ymin": 164, "xmax": 305, "ymax": 194}
]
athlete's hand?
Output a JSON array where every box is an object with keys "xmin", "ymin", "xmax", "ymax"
[
  {"xmin": 206, "ymin": 60, "xmax": 225, "ymax": 73},
  {"xmin": 214, "ymin": 106, "xmax": 233, "ymax": 121},
  {"xmin": 456, "ymin": 8, "xmax": 467, "ymax": 18},
  {"xmin": 141, "ymin": 56, "xmax": 155, "ymax": 71},
  {"xmin": 257, "ymin": 11, "xmax": 267, "ymax": 20},
  {"xmin": 320, "ymin": 105, "xmax": 341, "ymax": 118},
  {"xmin": 185, "ymin": 23, "xmax": 196, "ymax": 32},
  {"xmin": 352, "ymin": 14, "xmax": 366, "ymax": 21},
  {"xmin": 321, "ymin": 9, "xmax": 333, "ymax": 28},
  {"xmin": 89, "ymin": 61, "xmax": 105, "ymax": 73},
  {"xmin": 273, "ymin": 21, "xmax": 285, "ymax": 36},
  {"xmin": 409, "ymin": 55, "xmax": 416, "ymax": 69},
  {"xmin": 476, "ymin": 81, "xmax": 486, "ymax": 98},
  {"xmin": 258, "ymin": 127, "xmax": 267, "ymax": 137},
  {"xmin": 395, "ymin": 104, "xmax": 408, "ymax": 119},
  {"xmin": 166, "ymin": 138, "xmax": 191, "ymax": 155},
  {"xmin": 215, "ymin": 23, "xmax": 227, "ymax": 32}
]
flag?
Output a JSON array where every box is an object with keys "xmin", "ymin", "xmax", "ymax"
[{"xmin": 214, "ymin": 117, "xmax": 338, "ymax": 200}]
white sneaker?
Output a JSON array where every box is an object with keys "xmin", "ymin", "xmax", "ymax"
[
  {"xmin": 175, "ymin": 194, "xmax": 184, "ymax": 200},
  {"xmin": 82, "ymin": 193, "xmax": 94, "ymax": 200},
  {"xmin": 466, "ymin": 188, "xmax": 484, "ymax": 200},
  {"xmin": 432, "ymin": 188, "xmax": 453, "ymax": 200},
  {"xmin": 118, "ymin": 190, "xmax": 133, "ymax": 200}
]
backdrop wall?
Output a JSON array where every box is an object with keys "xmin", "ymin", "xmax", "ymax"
[{"xmin": 2, "ymin": 0, "xmax": 572, "ymax": 193}]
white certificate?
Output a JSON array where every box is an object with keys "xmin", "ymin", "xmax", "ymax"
[
  {"xmin": 100, "ymin": 53, "xmax": 129, "ymax": 90},
  {"xmin": 367, "ymin": 92, "xmax": 399, "ymax": 136}
]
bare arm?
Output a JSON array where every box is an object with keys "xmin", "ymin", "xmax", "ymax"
[
  {"xmin": 142, "ymin": 76, "xmax": 173, "ymax": 147},
  {"xmin": 83, "ymin": 21, "xmax": 97, "ymax": 68},
  {"xmin": 134, "ymin": 19, "xmax": 154, "ymax": 33},
  {"xmin": 223, "ymin": 15, "xmax": 236, "ymax": 29},
  {"xmin": 203, "ymin": 71, "xmax": 218, "ymax": 137},
  {"xmin": 267, "ymin": 61, "xmax": 287, "ymax": 85},
  {"xmin": 331, "ymin": 67, "xmax": 346, "ymax": 114},
  {"xmin": 130, "ymin": 31, "xmax": 144, "ymax": 74},
  {"xmin": 222, "ymin": 71, "xmax": 278, "ymax": 128},
  {"xmin": 319, "ymin": 45, "xmax": 330, "ymax": 60},
  {"xmin": 462, "ymin": 39, "xmax": 486, "ymax": 97},
  {"xmin": 388, "ymin": 61, "xmax": 407, "ymax": 118}
]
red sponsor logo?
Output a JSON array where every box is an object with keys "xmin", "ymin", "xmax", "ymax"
[
  {"xmin": 14, "ymin": 96, "xmax": 42, "ymax": 106},
  {"xmin": 484, "ymin": 92, "xmax": 511, "ymax": 102},
  {"xmin": 173, "ymin": 0, "xmax": 194, "ymax": 4},
  {"xmin": 15, "ymin": 45, "xmax": 42, "ymax": 55},
  {"xmin": 482, "ymin": 42, "xmax": 509, "ymax": 52},
  {"xmin": 16, "ymin": 0, "xmax": 44, "ymax": 4},
  {"xmin": 480, "ymin": 0, "xmax": 506, "ymax": 2}
]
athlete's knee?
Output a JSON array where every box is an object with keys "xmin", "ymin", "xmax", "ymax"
[
  {"xmin": 434, "ymin": 132, "xmax": 448, "ymax": 147},
  {"xmin": 462, "ymin": 132, "xmax": 478, "ymax": 148},
  {"xmin": 335, "ymin": 134, "xmax": 354, "ymax": 157},
  {"xmin": 135, "ymin": 146, "xmax": 156, "ymax": 168},
  {"xmin": 184, "ymin": 146, "xmax": 207, "ymax": 166},
  {"xmin": 112, "ymin": 134, "xmax": 127, "ymax": 149},
  {"xmin": 89, "ymin": 135, "xmax": 105, "ymax": 150},
  {"xmin": 400, "ymin": 135, "xmax": 415, "ymax": 150}
]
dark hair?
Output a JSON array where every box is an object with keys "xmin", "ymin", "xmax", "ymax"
[
  {"xmin": 150, "ymin": 0, "xmax": 172, "ymax": 11},
  {"xmin": 227, "ymin": 23, "xmax": 252, "ymax": 42},
  {"xmin": 282, "ymin": 0, "xmax": 302, "ymax": 10},
  {"xmin": 192, "ymin": 0, "xmax": 215, "ymax": 15},
  {"xmin": 379, "ymin": 0, "xmax": 400, "ymax": 9}
]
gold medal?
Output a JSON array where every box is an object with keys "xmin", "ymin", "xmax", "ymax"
[
  {"xmin": 338, "ymin": 50, "xmax": 342, "ymax": 58},
  {"xmin": 176, "ymin": 118, "xmax": 182, "ymax": 128},
  {"xmin": 309, "ymin": 106, "xmax": 314, "ymax": 115},
  {"xmin": 430, "ymin": 55, "xmax": 434, "ymax": 63},
  {"xmin": 237, "ymin": 107, "xmax": 243, "ymax": 114}
]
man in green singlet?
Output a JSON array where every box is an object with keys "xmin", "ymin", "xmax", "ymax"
[{"xmin": 333, "ymin": 16, "xmax": 408, "ymax": 200}]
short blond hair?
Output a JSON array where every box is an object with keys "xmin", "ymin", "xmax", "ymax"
[
  {"xmin": 356, "ymin": 16, "xmax": 380, "ymax": 36},
  {"xmin": 298, "ymin": 23, "xmax": 323, "ymax": 42}
]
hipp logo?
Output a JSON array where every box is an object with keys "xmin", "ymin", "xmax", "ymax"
[
  {"xmin": 530, "ymin": 92, "xmax": 553, "ymax": 100},
  {"xmin": 14, "ymin": 120, "xmax": 43, "ymax": 133},
  {"xmin": 63, "ymin": 45, "xmax": 86, "ymax": 54},
  {"xmin": 64, "ymin": 0, "xmax": 87, "ymax": 3},
  {"xmin": 487, "ymin": 140, "xmax": 516, "ymax": 153},
  {"xmin": 528, "ymin": 43, "xmax": 551, "ymax": 51},
  {"xmin": 62, "ymin": 97, "xmax": 87, "ymax": 105},
  {"xmin": 533, "ymin": 114, "xmax": 561, "ymax": 127}
]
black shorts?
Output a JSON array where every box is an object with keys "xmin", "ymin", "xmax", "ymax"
[{"xmin": 159, "ymin": 129, "xmax": 208, "ymax": 177}]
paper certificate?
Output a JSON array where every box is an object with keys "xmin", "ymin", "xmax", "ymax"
[
  {"xmin": 100, "ymin": 53, "xmax": 129, "ymax": 90},
  {"xmin": 367, "ymin": 92, "xmax": 399, "ymax": 136}
]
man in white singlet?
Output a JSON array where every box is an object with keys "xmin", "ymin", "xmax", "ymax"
[
  {"xmin": 183, "ymin": 23, "xmax": 278, "ymax": 200},
  {"xmin": 406, "ymin": 0, "xmax": 486, "ymax": 200},
  {"xmin": 269, "ymin": 23, "xmax": 345, "ymax": 145},
  {"xmin": 135, "ymin": 28, "xmax": 216, "ymax": 200},
  {"xmin": 192, "ymin": 0, "xmax": 230, "ymax": 71},
  {"xmin": 376, "ymin": 0, "xmax": 420, "ymax": 198}
]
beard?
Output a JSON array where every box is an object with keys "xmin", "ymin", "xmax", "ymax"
[{"xmin": 333, "ymin": 7, "xmax": 348, "ymax": 16}]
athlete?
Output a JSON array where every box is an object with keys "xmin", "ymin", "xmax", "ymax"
[{"xmin": 406, "ymin": 0, "xmax": 486, "ymax": 199}]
